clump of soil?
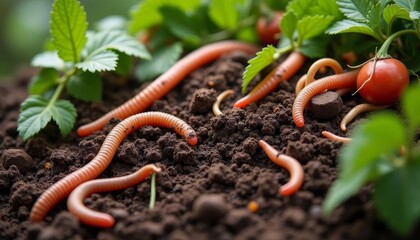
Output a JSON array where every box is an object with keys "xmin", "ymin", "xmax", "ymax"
[{"xmin": 0, "ymin": 53, "xmax": 418, "ymax": 240}]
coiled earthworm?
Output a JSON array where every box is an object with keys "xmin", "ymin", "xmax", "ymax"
[
  {"xmin": 77, "ymin": 41, "xmax": 259, "ymax": 137},
  {"xmin": 258, "ymin": 140, "xmax": 304, "ymax": 196},
  {"xmin": 212, "ymin": 89, "xmax": 234, "ymax": 116},
  {"xmin": 321, "ymin": 131, "xmax": 351, "ymax": 144},
  {"xmin": 340, "ymin": 103, "xmax": 390, "ymax": 131},
  {"xmin": 67, "ymin": 164, "xmax": 161, "ymax": 228},
  {"xmin": 234, "ymin": 52, "xmax": 305, "ymax": 108},
  {"xmin": 295, "ymin": 58, "xmax": 343, "ymax": 95},
  {"xmin": 30, "ymin": 112, "xmax": 197, "ymax": 222},
  {"xmin": 292, "ymin": 70, "xmax": 359, "ymax": 128}
]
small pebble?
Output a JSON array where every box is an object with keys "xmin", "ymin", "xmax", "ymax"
[
  {"xmin": 193, "ymin": 194, "xmax": 228, "ymax": 223},
  {"xmin": 310, "ymin": 91, "xmax": 343, "ymax": 120},
  {"xmin": 1, "ymin": 149, "xmax": 33, "ymax": 173}
]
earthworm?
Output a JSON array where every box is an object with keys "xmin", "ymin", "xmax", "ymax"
[
  {"xmin": 30, "ymin": 112, "xmax": 197, "ymax": 222},
  {"xmin": 321, "ymin": 131, "xmax": 351, "ymax": 144},
  {"xmin": 67, "ymin": 164, "xmax": 161, "ymax": 228},
  {"xmin": 258, "ymin": 140, "xmax": 304, "ymax": 196},
  {"xmin": 295, "ymin": 58, "xmax": 343, "ymax": 94},
  {"xmin": 212, "ymin": 89, "xmax": 234, "ymax": 116},
  {"xmin": 234, "ymin": 51, "xmax": 305, "ymax": 108},
  {"xmin": 77, "ymin": 41, "xmax": 259, "ymax": 137},
  {"xmin": 292, "ymin": 70, "xmax": 359, "ymax": 127},
  {"xmin": 340, "ymin": 103, "xmax": 390, "ymax": 131}
]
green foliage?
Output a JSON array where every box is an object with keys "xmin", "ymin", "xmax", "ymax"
[
  {"xmin": 209, "ymin": 0, "xmax": 245, "ymax": 30},
  {"xmin": 18, "ymin": 0, "xmax": 150, "ymax": 140},
  {"xmin": 323, "ymin": 85, "xmax": 420, "ymax": 236}
]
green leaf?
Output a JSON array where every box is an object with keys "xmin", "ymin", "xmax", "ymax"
[
  {"xmin": 374, "ymin": 165, "xmax": 420, "ymax": 235},
  {"xmin": 31, "ymin": 51, "xmax": 65, "ymax": 70},
  {"xmin": 66, "ymin": 72, "xmax": 102, "ymax": 101},
  {"xmin": 115, "ymin": 52, "xmax": 133, "ymax": 77},
  {"xmin": 128, "ymin": 0, "xmax": 200, "ymax": 33},
  {"xmin": 299, "ymin": 37, "xmax": 328, "ymax": 58},
  {"xmin": 402, "ymin": 85, "xmax": 420, "ymax": 130},
  {"xmin": 280, "ymin": 10, "xmax": 298, "ymax": 41},
  {"xmin": 297, "ymin": 15, "xmax": 334, "ymax": 42},
  {"xmin": 340, "ymin": 112, "xmax": 406, "ymax": 177},
  {"xmin": 18, "ymin": 95, "xmax": 77, "ymax": 140},
  {"xmin": 95, "ymin": 16, "xmax": 126, "ymax": 31},
  {"xmin": 336, "ymin": 0, "xmax": 373, "ymax": 22},
  {"xmin": 326, "ymin": 19, "xmax": 380, "ymax": 40},
  {"xmin": 84, "ymin": 30, "xmax": 151, "ymax": 60},
  {"xmin": 366, "ymin": 1, "xmax": 382, "ymax": 30},
  {"xmin": 285, "ymin": 0, "xmax": 313, "ymax": 18},
  {"xmin": 323, "ymin": 164, "xmax": 372, "ymax": 216},
  {"xmin": 29, "ymin": 68, "xmax": 58, "ymax": 95},
  {"xmin": 310, "ymin": 0, "xmax": 342, "ymax": 20},
  {"xmin": 136, "ymin": 42, "xmax": 183, "ymax": 81},
  {"xmin": 50, "ymin": 0, "xmax": 87, "ymax": 62},
  {"xmin": 383, "ymin": 4, "xmax": 411, "ymax": 26},
  {"xmin": 242, "ymin": 45, "xmax": 277, "ymax": 93},
  {"xmin": 160, "ymin": 7, "xmax": 200, "ymax": 45},
  {"xmin": 409, "ymin": 10, "xmax": 420, "ymax": 19},
  {"xmin": 394, "ymin": 0, "xmax": 420, "ymax": 12},
  {"xmin": 76, "ymin": 50, "xmax": 118, "ymax": 72},
  {"xmin": 209, "ymin": 0, "xmax": 244, "ymax": 30}
]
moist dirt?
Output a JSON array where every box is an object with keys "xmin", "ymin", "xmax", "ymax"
[{"xmin": 0, "ymin": 53, "xmax": 418, "ymax": 240}]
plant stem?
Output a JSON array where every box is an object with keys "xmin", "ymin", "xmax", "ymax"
[
  {"xmin": 149, "ymin": 173, "xmax": 156, "ymax": 209},
  {"xmin": 377, "ymin": 29, "xmax": 419, "ymax": 58},
  {"xmin": 47, "ymin": 68, "xmax": 76, "ymax": 108}
]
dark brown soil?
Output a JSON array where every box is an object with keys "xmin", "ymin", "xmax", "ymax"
[{"xmin": 0, "ymin": 53, "xmax": 418, "ymax": 240}]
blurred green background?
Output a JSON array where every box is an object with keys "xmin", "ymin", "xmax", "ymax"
[{"xmin": 0, "ymin": 0, "xmax": 139, "ymax": 81}]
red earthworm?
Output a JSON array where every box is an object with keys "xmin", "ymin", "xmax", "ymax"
[
  {"xmin": 295, "ymin": 58, "xmax": 343, "ymax": 94},
  {"xmin": 212, "ymin": 89, "xmax": 234, "ymax": 116},
  {"xmin": 234, "ymin": 52, "xmax": 305, "ymax": 108},
  {"xmin": 30, "ymin": 112, "xmax": 197, "ymax": 222},
  {"xmin": 340, "ymin": 103, "xmax": 390, "ymax": 131},
  {"xmin": 77, "ymin": 41, "xmax": 259, "ymax": 137},
  {"xmin": 258, "ymin": 140, "xmax": 304, "ymax": 196},
  {"xmin": 67, "ymin": 164, "xmax": 161, "ymax": 228},
  {"xmin": 292, "ymin": 70, "xmax": 359, "ymax": 127},
  {"xmin": 321, "ymin": 131, "xmax": 351, "ymax": 144}
]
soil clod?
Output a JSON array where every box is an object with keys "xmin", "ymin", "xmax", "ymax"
[
  {"xmin": 1, "ymin": 148, "xmax": 33, "ymax": 173},
  {"xmin": 310, "ymin": 91, "xmax": 343, "ymax": 120}
]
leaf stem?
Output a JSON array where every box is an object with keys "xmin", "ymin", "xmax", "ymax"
[
  {"xmin": 48, "ymin": 68, "xmax": 77, "ymax": 108},
  {"xmin": 149, "ymin": 173, "xmax": 156, "ymax": 209},
  {"xmin": 377, "ymin": 29, "xmax": 420, "ymax": 58}
]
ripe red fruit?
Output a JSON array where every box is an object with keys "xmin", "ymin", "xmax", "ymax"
[{"xmin": 256, "ymin": 12, "xmax": 282, "ymax": 45}]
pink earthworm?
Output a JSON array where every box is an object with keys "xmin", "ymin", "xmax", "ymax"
[
  {"xmin": 212, "ymin": 89, "xmax": 235, "ymax": 116},
  {"xmin": 67, "ymin": 164, "xmax": 161, "ymax": 228},
  {"xmin": 30, "ymin": 112, "xmax": 197, "ymax": 222},
  {"xmin": 321, "ymin": 131, "xmax": 351, "ymax": 144},
  {"xmin": 77, "ymin": 41, "xmax": 259, "ymax": 137},
  {"xmin": 258, "ymin": 140, "xmax": 304, "ymax": 196},
  {"xmin": 340, "ymin": 103, "xmax": 390, "ymax": 131},
  {"xmin": 292, "ymin": 70, "xmax": 359, "ymax": 127}
]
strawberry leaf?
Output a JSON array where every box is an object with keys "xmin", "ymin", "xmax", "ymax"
[
  {"xmin": 297, "ymin": 15, "xmax": 334, "ymax": 42},
  {"xmin": 31, "ymin": 51, "xmax": 65, "ymax": 70},
  {"xmin": 29, "ymin": 68, "xmax": 58, "ymax": 95},
  {"xmin": 280, "ymin": 10, "xmax": 298, "ymax": 42},
  {"xmin": 50, "ymin": 0, "xmax": 87, "ymax": 62},
  {"xmin": 336, "ymin": 0, "xmax": 373, "ymax": 22},
  {"xmin": 66, "ymin": 72, "xmax": 102, "ymax": 101},
  {"xmin": 75, "ymin": 50, "xmax": 118, "ymax": 72},
  {"xmin": 383, "ymin": 4, "xmax": 411, "ymax": 26},
  {"xmin": 242, "ymin": 45, "xmax": 277, "ymax": 93},
  {"xmin": 209, "ymin": 0, "xmax": 244, "ymax": 30},
  {"xmin": 326, "ymin": 19, "xmax": 380, "ymax": 39}
]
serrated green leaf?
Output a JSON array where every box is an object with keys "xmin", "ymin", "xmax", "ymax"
[
  {"xmin": 374, "ymin": 165, "xmax": 420, "ymax": 235},
  {"xmin": 76, "ymin": 50, "xmax": 118, "ymax": 72},
  {"xmin": 50, "ymin": 0, "xmax": 87, "ymax": 62},
  {"xmin": 209, "ymin": 0, "xmax": 244, "ymax": 30},
  {"xmin": 402, "ymin": 85, "xmax": 420, "ymax": 130},
  {"xmin": 136, "ymin": 42, "xmax": 183, "ymax": 81},
  {"xmin": 160, "ymin": 7, "xmax": 200, "ymax": 45},
  {"xmin": 281, "ymin": 10, "xmax": 298, "ymax": 41},
  {"xmin": 31, "ymin": 51, "xmax": 65, "ymax": 70},
  {"xmin": 128, "ymin": 0, "xmax": 200, "ymax": 34},
  {"xmin": 340, "ymin": 112, "xmax": 406, "ymax": 177},
  {"xmin": 242, "ymin": 45, "xmax": 277, "ymax": 93},
  {"xmin": 409, "ymin": 10, "xmax": 420, "ymax": 19},
  {"xmin": 337, "ymin": 0, "xmax": 373, "ymax": 22},
  {"xmin": 29, "ymin": 68, "xmax": 58, "ymax": 95},
  {"xmin": 66, "ymin": 72, "xmax": 102, "ymax": 101},
  {"xmin": 326, "ymin": 19, "xmax": 381, "ymax": 40},
  {"xmin": 394, "ymin": 0, "xmax": 420, "ymax": 12},
  {"xmin": 310, "ymin": 0, "xmax": 342, "ymax": 20},
  {"xmin": 297, "ymin": 15, "xmax": 334, "ymax": 42},
  {"xmin": 84, "ymin": 30, "xmax": 150, "ymax": 60},
  {"xmin": 366, "ymin": 1, "xmax": 382, "ymax": 30},
  {"xmin": 383, "ymin": 4, "xmax": 411, "ymax": 26},
  {"xmin": 285, "ymin": 0, "xmax": 313, "ymax": 18},
  {"xmin": 18, "ymin": 95, "xmax": 77, "ymax": 140},
  {"xmin": 50, "ymin": 99, "xmax": 77, "ymax": 136}
]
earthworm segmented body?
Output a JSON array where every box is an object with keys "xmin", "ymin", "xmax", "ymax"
[
  {"xmin": 30, "ymin": 112, "xmax": 197, "ymax": 222},
  {"xmin": 258, "ymin": 140, "xmax": 304, "ymax": 196},
  {"xmin": 67, "ymin": 164, "xmax": 161, "ymax": 228},
  {"xmin": 321, "ymin": 131, "xmax": 351, "ymax": 144},
  {"xmin": 234, "ymin": 52, "xmax": 305, "ymax": 108},
  {"xmin": 295, "ymin": 58, "xmax": 343, "ymax": 94},
  {"xmin": 212, "ymin": 89, "xmax": 234, "ymax": 116},
  {"xmin": 292, "ymin": 70, "xmax": 359, "ymax": 127},
  {"xmin": 77, "ymin": 41, "xmax": 259, "ymax": 137},
  {"xmin": 340, "ymin": 103, "xmax": 390, "ymax": 131}
]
